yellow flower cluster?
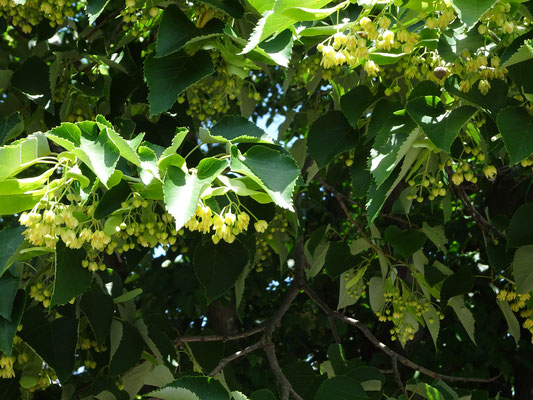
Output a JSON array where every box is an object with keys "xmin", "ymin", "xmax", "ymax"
[
  {"xmin": 498, "ymin": 290, "xmax": 533, "ymax": 336},
  {"xmin": 185, "ymin": 204, "xmax": 253, "ymax": 244},
  {"xmin": 375, "ymin": 287, "xmax": 437, "ymax": 343},
  {"xmin": 317, "ymin": 12, "xmax": 420, "ymax": 77},
  {"xmin": 0, "ymin": 355, "xmax": 15, "ymax": 378},
  {"xmin": 254, "ymin": 213, "xmax": 287, "ymax": 271},
  {"xmin": 120, "ymin": 0, "xmax": 159, "ymax": 37},
  {"xmin": 19, "ymin": 203, "xmax": 86, "ymax": 250},
  {"xmin": 29, "ymin": 283, "xmax": 52, "ymax": 308},
  {"xmin": 0, "ymin": 0, "xmax": 79, "ymax": 33},
  {"xmin": 179, "ymin": 52, "xmax": 244, "ymax": 123}
]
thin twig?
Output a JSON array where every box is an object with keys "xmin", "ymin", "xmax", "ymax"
[
  {"xmin": 175, "ymin": 324, "xmax": 265, "ymax": 344},
  {"xmin": 264, "ymin": 342, "xmax": 304, "ymax": 400},
  {"xmin": 303, "ymin": 283, "xmax": 501, "ymax": 384},
  {"xmin": 208, "ymin": 341, "xmax": 263, "ymax": 377},
  {"xmin": 392, "ymin": 356, "xmax": 405, "ymax": 394}
]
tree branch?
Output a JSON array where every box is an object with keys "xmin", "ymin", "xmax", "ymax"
[
  {"xmin": 303, "ymin": 283, "xmax": 501, "ymax": 384},
  {"xmin": 175, "ymin": 324, "xmax": 265, "ymax": 344},
  {"xmin": 264, "ymin": 342, "xmax": 304, "ymax": 400},
  {"xmin": 392, "ymin": 356, "xmax": 405, "ymax": 394},
  {"xmin": 208, "ymin": 340, "xmax": 264, "ymax": 377}
]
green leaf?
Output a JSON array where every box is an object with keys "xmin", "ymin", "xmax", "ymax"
[
  {"xmin": 314, "ymin": 376, "xmax": 368, "ymax": 400},
  {"xmin": 512, "ymin": 245, "xmax": 533, "ymax": 294},
  {"xmin": 422, "ymin": 304, "xmax": 440, "ymax": 348},
  {"xmin": 230, "ymin": 145, "xmax": 299, "ymax": 211},
  {"xmin": 114, "ymin": 288, "xmax": 143, "ymax": 303},
  {"xmin": 348, "ymin": 367, "xmax": 384, "ymax": 391},
  {"xmin": 502, "ymin": 39, "xmax": 533, "ymax": 67},
  {"xmin": 421, "ymin": 223, "xmax": 448, "ymax": 254},
  {"xmin": 340, "ymin": 85, "xmax": 375, "ymax": 129},
  {"xmin": 258, "ymin": 29, "xmax": 293, "ymax": 67},
  {"xmin": 109, "ymin": 320, "xmax": 145, "ymax": 376},
  {"xmin": 145, "ymin": 51, "xmax": 215, "ymax": 116},
  {"xmin": 440, "ymin": 266, "xmax": 474, "ymax": 305},
  {"xmin": 0, "ymin": 133, "xmax": 51, "ymax": 182},
  {"xmin": 368, "ymin": 276, "xmax": 385, "ymax": 313},
  {"xmin": 445, "ymin": 75, "xmax": 508, "ymax": 117},
  {"xmin": 496, "ymin": 299, "xmax": 520, "ymax": 345},
  {"xmin": 448, "ymin": 296, "xmax": 476, "ymax": 344},
  {"xmin": 12, "ymin": 56, "xmax": 54, "ymax": 113},
  {"xmin": 94, "ymin": 180, "xmax": 131, "ymax": 219},
  {"xmin": 450, "ymin": 0, "xmax": 498, "ymax": 28},
  {"xmin": 370, "ymin": 126, "xmax": 419, "ymax": 188},
  {"xmin": 283, "ymin": 361, "xmax": 325, "ymax": 400},
  {"xmin": 0, "ymin": 226, "xmax": 25, "ymax": 277},
  {"xmin": 201, "ymin": 116, "xmax": 272, "ymax": 144},
  {"xmin": 328, "ymin": 343, "xmax": 348, "ymax": 375},
  {"xmin": 80, "ymin": 287, "xmax": 114, "ymax": 348},
  {"xmin": 438, "ymin": 28, "xmax": 484, "ymax": 63},
  {"xmin": 497, "ymin": 107, "xmax": 533, "ymax": 165},
  {"xmin": 188, "ymin": 341, "xmax": 224, "ymax": 373},
  {"xmin": 242, "ymin": 0, "xmax": 330, "ymax": 54},
  {"xmin": 50, "ymin": 241, "xmax": 92, "ymax": 307},
  {"xmin": 87, "ymin": 0, "xmax": 111, "ymax": 24},
  {"xmin": 367, "ymin": 147, "xmax": 420, "ymax": 224},
  {"xmin": 338, "ymin": 268, "xmax": 365, "ymax": 309},
  {"xmin": 19, "ymin": 307, "xmax": 78, "ymax": 381},
  {"xmin": 164, "ymin": 158, "xmax": 227, "ymax": 230},
  {"xmin": 308, "ymin": 110, "xmax": 358, "ymax": 169},
  {"xmin": 384, "ymin": 226, "xmax": 427, "ymax": 258},
  {"xmin": 0, "ymin": 113, "xmax": 24, "ymax": 145},
  {"xmin": 0, "ymin": 290, "xmax": 25, "ymax": 356},
  {"xmin": 0, "ymin": 273, "xmax": 20, "ymax": 320},
  {"xmin": 283, "ymin": 2, "xmax": 347, "ymax": 21},
  {"xmin": 507, "ymin": 203, "xmax": 533, "ymax": 246},
  {"xmin": 97, "ymin": 117, "xmax": 141, "ymax": 167},
  {"xmin": 156, "ymin": 4, "xmax": 199, "ymax": 57},
  {"xmin": 369, "ymin": 51, "xmax": 406, "ymax": 65},
  {"xmin": 406, "ymin": 96, "xmax": 476, "ymax": 152},
  {"xmin": 193, "ymin": 240, "xmax": 250, "ymax": 303},
  {"xmin": 325, "ymin": 242, "xmax": 360, "ymax": 279},
  {"xmin": 161, "ymin": 128, "xmax": 189, "ymax": 158},
  {"xmin": 147, "ymin": 376, "xmax": 229, "ymax": 400},
  {"xmin": 48, "ymin": 122, "xmax": 121, "ymax": 186},
  {"xmin": 305, "ymin": 225, "xmax": 330, "ymax": 279}
]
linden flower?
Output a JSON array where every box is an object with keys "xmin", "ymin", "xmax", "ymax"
[
  {"xmin": 459, "ymin": 79, "xmax": 471, "ymax": 93},
  {"xmin": 224, "ymin": 212, "xmax": 236, "ymax": 225},
  {"xmin": 502, "ymin": 21, "xmax": 514, "ymax": 34},
  {"xmin": 451, "ymin": 172, "xmax": 464, "ymax": 185},
  {"xmin": 363, "ymin": 60, "xmax": 379, "ymax": 77},
  {"xmin": 359, "ymin": 16, "xmax": 371, "ymax": 29},
  {"xmin": 478, "ymin": 79, "xmax": 491, "ymax": 95},
  {"xmin": 332, "ymin": 32, "xmax": 347, "ymax": 49},
  {"xmin": 379, "ymin": 16, "xmax": 391, "ymax": 29},
  {"xmin": 254, "ymin": 220, "xmax": 268, "ymax": 233},
  {"xmin": 483, "ymin": 165, "xmax": 497, "ymax": 179},
  {"xmin": 397, "ymin": 29, "xmax": 409, "ymax": 43}
]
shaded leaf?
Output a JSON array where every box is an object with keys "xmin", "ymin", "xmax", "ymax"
[
  {"xmin": 193, "ymin": 240, "xmax": 249, "ymax": 303},
  {"xmin": 80, "ymin": 287, "xmax": 114, "ymax": 348},
  {"xmin": 145, "ymin": 51, "xmax": 215, "ymax": 116},
  {"xmin": 308, "ymin": 111, "xmax": 358, "ymax": 169},
  {"xmin": 19, "ymin": 307, "xmax": 78, "ymax": 381}
]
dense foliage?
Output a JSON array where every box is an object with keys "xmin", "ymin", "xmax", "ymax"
[{"xmin": 2, "ymin": 0, "xmax": 533, "ymax": 398}]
